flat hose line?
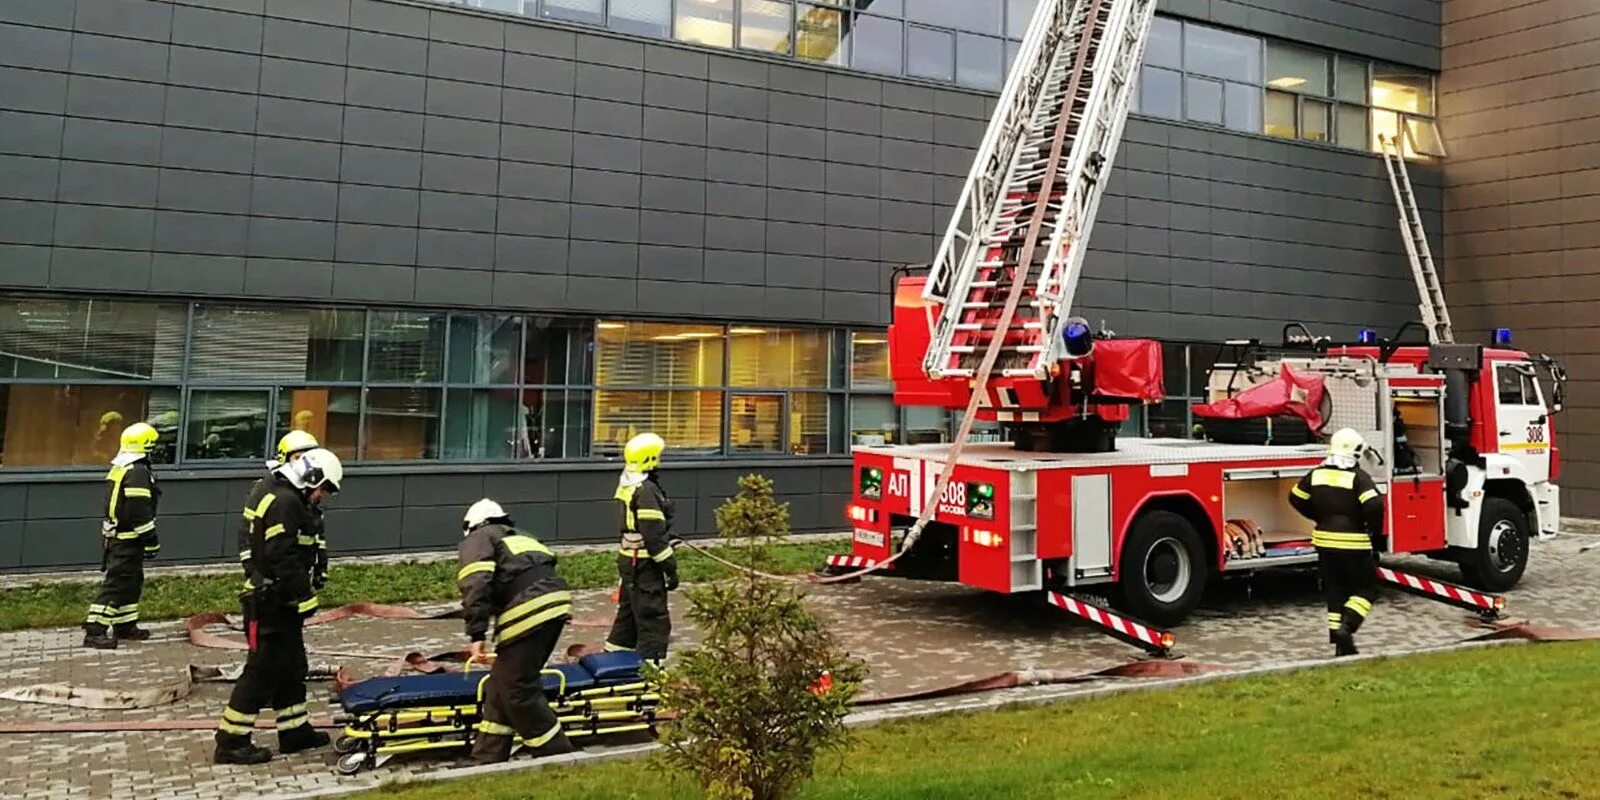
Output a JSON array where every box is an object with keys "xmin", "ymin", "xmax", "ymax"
[{"xmin": 2, "ymin": 619, "xmax": 1595, "ymax": 734}]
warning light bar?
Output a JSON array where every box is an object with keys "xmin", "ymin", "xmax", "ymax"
[
  {"xmin": 962, "ymin": 527, "xmax": 1005, "ymax": 548},
  {"xmin": 1494, "ymin": 328, "xmax": 1513, "ymax": 346}
]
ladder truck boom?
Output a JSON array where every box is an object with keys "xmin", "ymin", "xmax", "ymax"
[{"xmin": 922, "ymin": 0, "xmax": 1157, "ymax": 392}]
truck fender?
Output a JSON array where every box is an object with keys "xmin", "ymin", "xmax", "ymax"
[{"xmin": 1117, "ymin": 491, "xmax": 1219, "ymax": 577}]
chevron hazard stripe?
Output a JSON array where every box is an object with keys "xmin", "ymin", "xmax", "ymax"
[
  {"xmin": 1046, "ymin": 591, "xmax": 1175, "ymax": 656},
  {"xmin": 826, "ymin": 555, "xmax": 881, "ymax": 570},
  {"xmin": 1377, "ymin": 566, "xmax": 1505, "ymax": 616}
]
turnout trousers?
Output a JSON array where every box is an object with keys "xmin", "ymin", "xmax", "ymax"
[
  {"xmin": 216, "ymin": 601, "xmax": 314, "ymax": 746},
  {"xmin": 605, "ymin": 556, "xmax": 670, "ymax": 661},
  {"xmin": 1318, "ymin": 547, "xmax": 1377, "ymax": 638},
  {"xmin": 86, "ymin": 540, "xmax": 145, "ymax": 635},
  {"xmin": 472, "ymin": 619, "xmax": 572, "ymax": 763}
]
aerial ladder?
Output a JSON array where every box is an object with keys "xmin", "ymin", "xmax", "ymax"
[{"xmin": 921, "ymin": 0, "xmax": 1157, "ymax": 423}]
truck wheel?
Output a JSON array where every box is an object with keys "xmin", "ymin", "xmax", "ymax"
[
  {"xmin": 1459, "ymin": 497, "xmax": 1529, "ymax": 592},
  {"xmin": 1117, "ymin": 511, "xmax": 1208, "ymax": 625}
]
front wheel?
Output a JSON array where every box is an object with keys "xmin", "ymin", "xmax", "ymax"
[
  {"xmin": 1459, "ymin": 497, "xmax": 1529, "ymax": 592},
  {"xmin": 1116, "ymin": 510, "xmax": 1208, "ymax": 626}
]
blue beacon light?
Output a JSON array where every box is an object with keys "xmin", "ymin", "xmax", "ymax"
[{"xmin": 1494, "ymin": 328, "xmax": 1513, "ymax": 346}]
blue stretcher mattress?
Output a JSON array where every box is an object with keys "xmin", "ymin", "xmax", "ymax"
[{"xmin": 340, "ymin": 652, "xmax": 645, "ymax": 715}]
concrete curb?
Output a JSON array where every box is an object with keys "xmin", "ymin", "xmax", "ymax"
[{"xmin": 259, "ymin": 635, "xmax": 1534, "ymax": 800}]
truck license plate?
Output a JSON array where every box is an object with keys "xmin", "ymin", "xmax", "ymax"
[{"xmin": 853, "ymin": 529, "xmax": 884, "ymax": 547}]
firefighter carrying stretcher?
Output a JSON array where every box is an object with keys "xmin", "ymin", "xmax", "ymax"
[
  {"xmin": 1289, "ymin": 428, "xmax": 1387, "ymax": 657},
  {"xmin": 456, "ymin": 499, "xmax": 575, "ymax": 764},
  {"xmin": 605, "ymin": 433, "xmax": 679, "ymax": 663}
]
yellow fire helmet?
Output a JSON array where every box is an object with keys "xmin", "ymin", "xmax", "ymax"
[
  {"xmin": 1328, "ymin": 428, "xmax": 1367, "ymax": 459},
  {"xmin": 624, "ymin": 432, "xmax": 666, "ymax": 473},
  {"xmin": 276, "ymin": 429, "xmax": 320, "ymax": 462},
  {"xmin": 119, "ymin": 422, "xmax": 159, "ymax": 454}
]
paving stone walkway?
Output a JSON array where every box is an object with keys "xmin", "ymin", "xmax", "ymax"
[{"xmin": 2, "ymin": 533, "xmax": 1598, "ymax": 799}]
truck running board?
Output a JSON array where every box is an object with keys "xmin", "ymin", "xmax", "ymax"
[
  {"xmin": 1376, "ymin": 566, "xmax": 1504, "ymax": 620},
  {"xmin": 1046, "ymin": 591, "xmax": 1175, "ymax": 657}
]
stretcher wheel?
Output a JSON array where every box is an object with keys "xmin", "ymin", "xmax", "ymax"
[
  {"xmin": 333, "ymin": 736, "xmax": 361, "ymax": 755},
  {"xmin": 336, "ymin": 752, "xmax": 367, "ymax": 776}
]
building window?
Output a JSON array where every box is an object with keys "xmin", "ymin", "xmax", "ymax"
[
  {"xmin": 957, "ymin": 32, "xmax": 1004, "ymax": 91},
  {"xmin": 676, "ymin": 0, "xmax": 735, "ymax": 48},
  {"xmin": 1371, "ymin": 63, "xmax": 1443, "ymax": 158},
  {"xmin": 364, "ymin": 387, "xmax": 441, "ymax": 462},
  {"xmin": 1139, "ymin": 66, "xmax": 1182, "ymax": 120},
  {"xmin": 740, "ymin": 0, "xmax": 794, "ymax": 54},
  {"xmin": 852, "ymin": 13, "xmax": 903, "ymax": 76},
  {"xmin": 609, "ymin": 0, "xmax": 671, "ymax": 37},
  {"xmin": 595, "ymin": 389, "xmax": 724, "ymax": 456},
  {"xmin": 0, "ymin": 385, "xmax": 181, "ymax": 467},
  {"xmin": 541, "ymin": 0, "xmax": 604, "ymax": 26},
  {"xmin": 276, "ymin": 387, "xmax": 360, "ymax": 461},
  {"xmin": 796, "ymin": 3, "xmax": 848, "ymax": 65},
  {"xmin": 186, "ymin": 389, "xmax": 270, "ymax": 462},
  {"xmin": 1005, "ymin": 0, "xmax": 1036, "ymax": 39}
]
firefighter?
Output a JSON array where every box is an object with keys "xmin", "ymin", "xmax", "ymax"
[
  {"xmin": 1289, "ymin": 428, "xmax": 1386, "ymax": 657},
  {"xmin": 456, "ymin": 499, "xmax": 575, "ymax": 764},
  {"xmin": 604, "ymin": 432, "xmax": 679, "ymax": 663},
  {"xmin": 268, "ymin": 431, "xmax": 330, "ymax": 592},
  {"xmin": 213, "ymin": 448, "xmax": 343, "ymax": 765},
  {"xmin": 83, "ymin": 423, "xmax": 162, "ymax": 650}
]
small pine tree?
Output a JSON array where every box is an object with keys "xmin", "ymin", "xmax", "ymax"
[{"xmin": 655, "ymin": 474, "xmax": 867, "ymax": 800}]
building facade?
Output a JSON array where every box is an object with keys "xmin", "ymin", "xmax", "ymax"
[
  {"xmin": 0, "ymin": 0, "xmax": 1447, "ymax": 569},
  {"xmin": 1438, "ymin": 0, "xmax": 1600, "ymax": 518}
]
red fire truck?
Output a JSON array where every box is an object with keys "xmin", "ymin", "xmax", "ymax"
[{"xmin": 828, "ymin": 0, "xmax": 1567, "ymax": 648}]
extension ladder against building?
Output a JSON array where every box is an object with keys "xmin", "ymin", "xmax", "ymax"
[
  {"xmin": 1378, "ymin": 131, "xmax": 1453, "ymax": 344},
  {"xmin": 920, "ymin": 0, "xmax": 1157, "ymax": 412}
]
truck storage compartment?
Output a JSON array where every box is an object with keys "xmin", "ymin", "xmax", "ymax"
[{"xmin": 1220, "ymin": 475, "xmax": 1316, "ymax": 562}]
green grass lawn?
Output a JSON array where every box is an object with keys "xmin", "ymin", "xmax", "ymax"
[
  {"xmin": 359, "ymin": 641, "xmax": 1600, "ymax": 800},
  {"xmin": 0, "ymin": 540, "xmax": 844, "ymax": 632}
]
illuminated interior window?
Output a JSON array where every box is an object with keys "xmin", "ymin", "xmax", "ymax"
[
  {"xmin": 1265, "ymin": 42, "xmax": 1329, "ymax": 96},
  {"xmin": 594, "ymin": 389, "xmax": 722, "ymax": 455},
  {"xmin": 1371, "ymin": 64, "xmax": 1433, "ymax": 115},
  {"xmin": 850, "ymin": 330, "xmax": 890, "ymax": 389},
  {"xmin": 740, "ymin": 0, "xmax": 793, "ymax": 54},
  {"xmin": 796, "ymin": 3, "xmax": 847, "ymax": 65},
  {"xmin": 594, "ymin": 320, "xmax": 725, "ymax": 388},
  {"xmin": 729, "ymin": 327, "xmax": 830, "ymax": 388},
  {"xmin": 676, "ymin": 0, "xmax": 735, "ymax": 48},
  {"xmin": 1264, "ymin": 90, "xmax": 1295, "ymax": 139}
]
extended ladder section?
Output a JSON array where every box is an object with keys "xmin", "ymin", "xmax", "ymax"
[
  {"xmin": 1379, "ymin": 131, "xmax": 1453, "ymax": 345},
  {"xmin": 921, "ymin": 0, "xmax": 1156, "ymax": 389}
]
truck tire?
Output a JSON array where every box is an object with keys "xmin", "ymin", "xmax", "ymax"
[
  {"xmin": 1458, "ymin": 497, "xmax": 1529, "ymax": 592},
  {"xmin": 1116, "ymin": 510, "xmax": 1208, "ymax": 626},
  {"xmin": 1199, "ymin": 415, "xmax": 1314, "ymax": 446}
]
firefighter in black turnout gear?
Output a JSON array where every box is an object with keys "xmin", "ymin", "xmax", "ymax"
[
  {"xmin": 213, "ymin": 449, "xmax": 344, "ymax": 765},
  {"xmin": 270, "ymin": 431, "xmax": 330, "ymax": 592},
  {"xmin": 83, "ymin": 423, "xmax": 163, "ymax": 650},
  {"xmin": 605, "ymin": 432, "xmax": 679, "ymax": 663},
  {"xmin": 456, "ymin": 499, "xmax": 575, "ymax": 764},
  {"xmin": 1290, "ymin": 428, "xmax": 1387, "ymax": 657}
]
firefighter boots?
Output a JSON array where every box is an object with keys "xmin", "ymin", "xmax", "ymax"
[
  {"xmin": 1331, "ymin": 628, "xmax": 1358, "ymax": 657},
  {"xmin": 213, "ymin": 733, "xmax": 273, "ymax": 765},
  {"xmin": 114, "ymin": 624, "xmax": 152, "ymax": 641},
  {"xmin": 82, "ymin": 629, "xmax": 117, "ymax": 650},
  {"xmin": 278, "ymin": 724, "xmax": 331, "ymax": 755}
]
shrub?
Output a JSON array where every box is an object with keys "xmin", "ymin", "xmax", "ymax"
[{"xmin": 655, "ymin": 475, "xmax": 867, "ymax": 800}]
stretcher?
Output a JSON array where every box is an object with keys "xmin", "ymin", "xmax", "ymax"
[{"xmin": 332, "ymin": 651, "xmax": 660, "ymax": 774}]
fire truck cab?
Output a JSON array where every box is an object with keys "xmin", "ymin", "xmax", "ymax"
[{"xmin": 844, "ymin": 327, "xmax": 1565, "ymax": 626}]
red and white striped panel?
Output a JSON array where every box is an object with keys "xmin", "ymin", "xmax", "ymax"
[
  {"xmin": 827, "ymin": 555, "xmax": 880, "ymax": 569},
  {"xmin": 1046, "ymin": 591, "xmax": 1173, "ymax": 651},
  {"xmin": 1377, "ymin": 567, "xmax": 1503, "ymax": 612}
]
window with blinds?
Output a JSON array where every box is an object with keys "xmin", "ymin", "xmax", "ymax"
[
  {"xmin": 0, "ymin": 297, "xmax": 185, "ymax": 381},
  {"xmin": 595, "ymin": 321, "xmax": 724, "ymax": 388},
  {"xmin": 728, "ymin": 327, "xmax": 830, "ymax": 388}
]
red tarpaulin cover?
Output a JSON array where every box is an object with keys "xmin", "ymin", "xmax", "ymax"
[
  {"xmin": 1090, "ymin": 339, "xmax": 1165, "ymax": 403},
  {"xmin": 1192, "ymin": 363, "xmax": 1328, "ymax": 430}
]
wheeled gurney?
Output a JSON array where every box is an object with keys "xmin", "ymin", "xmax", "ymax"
[{"xmin": 332, "ymin": 651, "xmax": 660, "ymax": 774}]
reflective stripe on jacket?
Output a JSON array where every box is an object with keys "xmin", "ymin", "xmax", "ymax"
[{"xmin": 456, "ymin": 523, "xmax": 571, "ymax": 645}]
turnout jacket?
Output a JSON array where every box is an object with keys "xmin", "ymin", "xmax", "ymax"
[
  {"xmin": 104, "ymin": 456, "xmax": 161, "ymax": 556},
  {"xmin": 238, "ymin": 472, "xmax": 320, "ymax": 618},
  {"xmin": 1289, "ymin": 463, "xmax": 1386, "ymax": 550},
  {"xmin": 616, "ymin": 475, "xmax": 676, "ymax": 565},
  {"xmin": 456, "ymin": 524, "xmax": 571, "ymax": 646}
]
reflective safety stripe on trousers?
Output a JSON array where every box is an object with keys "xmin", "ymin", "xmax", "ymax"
[
  {"xmin": 218, "ymin": 706, "xmax": 256, "ymax": 735},
  {"xmin": 496, "ymin": 591, "xmax": 572, "ymax": 644},
  {"xmin": 275, "ymin": 703, "xmax": 309, "ymax": 731},
  {"xmin": 1312, "ymin": 530, "xmax": 1372, "ymax": 550}
]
